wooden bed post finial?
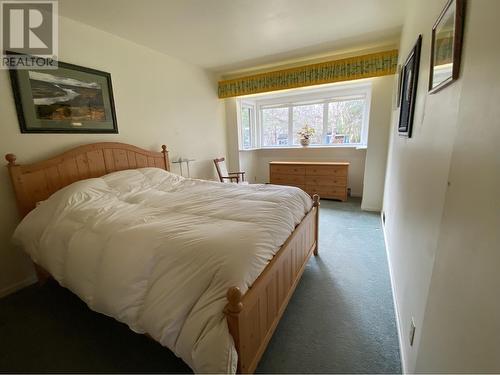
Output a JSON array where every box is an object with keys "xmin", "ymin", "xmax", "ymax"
[
  {"xmin": 313, "ymin": 194, "xmax": 320, "ymax": 207},
  {"xmin": 161, "ymin": 145, "xmax": 169, "ymax": 171},
  {"xmin": 225, "ymin": 286, "xmax": 243, "ymax": 314},
  {"xmin": 5, "ymin": 154, "xmax": 17, "ymax": 166}
]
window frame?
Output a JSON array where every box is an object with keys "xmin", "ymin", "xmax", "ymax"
[
  {"xmin": 255, "ymin": 82, "xmax": 372, "ymax": 149},
  {"xmin": 238, "ymin": 100, "xmax": 256, "ymax": 150}
]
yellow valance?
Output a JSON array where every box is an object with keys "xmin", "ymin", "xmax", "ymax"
[{"xmin": 218, "ymin": 49, "xmax": 398, "ymax": 98}]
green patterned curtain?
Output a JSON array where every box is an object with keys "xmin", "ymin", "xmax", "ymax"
[{"xmin": 218, "ymin": 50, "xmax": 398, "ymax": 98}]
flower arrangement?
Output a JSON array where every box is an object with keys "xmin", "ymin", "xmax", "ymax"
[
  {"xmin": 297, "ymin": 124, "xmax": 315, "ymax": 139},
  {"xmin": 297, "ymin": 125, "xmax": 315, "ymax": 146}
]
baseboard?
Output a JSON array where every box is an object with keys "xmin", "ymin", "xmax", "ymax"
[
  {"xmin": 0, "ymin": 275, "xmax": 37, "ymax": 299},
  {"xmin": 361, "ymin": 205, "xmax": 381, "ymax": 212},
  {"xmin": 381, "ymin": 213, "xmax": 408, "ymax": 374}
]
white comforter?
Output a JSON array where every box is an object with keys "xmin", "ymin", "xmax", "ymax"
[{"xmin": 13, "ymin": 168, "xmax": 312, "ymax": 373}]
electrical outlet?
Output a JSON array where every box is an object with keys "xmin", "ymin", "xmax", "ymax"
[{"xmin": 409, "ymin": 318, "xmax": 416, "ymax": 346}]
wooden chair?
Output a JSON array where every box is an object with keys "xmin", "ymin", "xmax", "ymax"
[{"xmin": 214, "ymin": 157, "xmax": 246, "ymax": 183}]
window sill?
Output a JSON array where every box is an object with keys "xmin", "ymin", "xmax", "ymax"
[{"xmin": 239, "ymin": 145, "xmax": 367, "ymax": 151}]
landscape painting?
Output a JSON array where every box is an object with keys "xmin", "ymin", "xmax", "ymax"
[
  {"xmin": 9, "ymin": 56, "xmax": 118, "ymax": 133},
  {"xmin": 29, "ymin": 71, "xmax": 107, "ymax": 122}
]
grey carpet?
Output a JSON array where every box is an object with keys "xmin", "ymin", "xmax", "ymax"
[
  {"xmin": 256, "ymin": 198, "xmax": 401, "ymax": 373},
  {"xmin": 0, "ymin": 198, "xmax": 401, "ymax": 373}
]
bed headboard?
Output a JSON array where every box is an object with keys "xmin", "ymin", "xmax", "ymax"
[{"xmin": 5, "ymin": 142, "xmax": 170, "ymax": 218}]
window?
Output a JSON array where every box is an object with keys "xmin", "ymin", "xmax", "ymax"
[
  {"xmin": 292, "ymin": 103, "xmax": 323, "ymax": 145},
  {"xmin": 262, "ymin": 106, "xmax": 289, "ymax": 146},
  {"xmin": 261, "ymin": 97, "xmax": 367, "ymax": 147},
  {"xmin": 326, "ymin": 98, "xmax": 365, "ymax": 144},
  {"xmin": 241, "ymin": 106, "xmax": 252, "ymax": 149},
  {"xmin": 237, "ymin": 83, "xmax": 371, "ymax": 149},
  {"xmin": 256, "ymin": 83, "xmax": 371, "ymax": 148},
  {"xmin": 239, "ymin": 102, "xmax": 255, "ymax": 149}
]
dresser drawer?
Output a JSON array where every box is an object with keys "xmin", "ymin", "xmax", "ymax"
[
  {"xmin": 307, "ymin": 175, "xmax": 347, "ymax": 187},
  {"xmin": 269, "ymin": 162, "xmax": 349, "ymax": 202},
  {"xmin": 306, "ymin": 165, "xmax": 348, "ymax": 177},
  {"xmin": 270, "ymin": 174, "xmax": 306, "ymax": 185},
  {"xmin": 270, "ymin": 164, "xmax": 306, "ymax": 175},
  {"xmin": 306, "ymin": 185, "xmax": 347, "ymax": 201}
]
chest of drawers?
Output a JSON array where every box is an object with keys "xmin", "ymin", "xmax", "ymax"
[{"xmin": 269, "ymin": 161, "xmax": 349, "ymax": 201}]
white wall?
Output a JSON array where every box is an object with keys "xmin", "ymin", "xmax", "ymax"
[
  {"xmin": 224, "ymin": 97, "xmax": 240, "ymax": 172},
  {"xmin": 361, "ymin": 76, "xmax": 393, "ymax": 210},
  {"xmin": 0, "ymin": 16, "xmax": 226, "ymax": 296},
  {"xmin": 415, "ymin": 0, "xmax": 500, "ymax": 371},
  {"xmin": 383, "ymin": 0, "xmax": 500, "ymax": 372},
  {"xmin": 239, "ymin": 150, "xmax": 259, "ymax": 184},
  {"xmin": 382, "ymin": 0, "xmax": 463, "ymax": 371}
]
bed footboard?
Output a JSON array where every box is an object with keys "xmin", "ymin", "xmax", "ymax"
[{"xmin": 225, "ymin": 195, "xmax": 320, "ymax": 373}]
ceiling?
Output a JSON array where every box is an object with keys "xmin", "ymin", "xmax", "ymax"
[{"xmin": 59, "ymin": 0, "xmax": 406, "ymax": 73}]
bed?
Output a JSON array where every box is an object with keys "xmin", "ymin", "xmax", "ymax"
[{"xmin": 5, "ymin": 142, "xmax": 319, "ymax": 373}]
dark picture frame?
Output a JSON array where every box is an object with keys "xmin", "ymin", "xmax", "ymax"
[
  {"xmin": 8, "ymin": 53, "xmax": 118, "ymax": 133},
  {"xmin": 396, "ymin": 64, "xmax": 403, "ymax": 108},
  {"xmin": 398, "ymin": 35, "xmax": 422, "ymax": 138},
  {"xmin": 429, "ymin": 0, "xmax": 466, "ymax": 94}
]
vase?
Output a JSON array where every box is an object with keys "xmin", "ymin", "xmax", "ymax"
[{"xmin": 300, "ymin": 138, "xmax": 310, "ymax": 147}]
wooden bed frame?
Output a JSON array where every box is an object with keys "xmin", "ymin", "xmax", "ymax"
[{"xmin": 5, "ymin": 142, "xmax": 319, "ymax": 374}]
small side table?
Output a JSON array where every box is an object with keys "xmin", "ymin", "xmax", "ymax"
[{"xmin": 171, "ymin": 158, "xmax": 196, "ymax": 177}]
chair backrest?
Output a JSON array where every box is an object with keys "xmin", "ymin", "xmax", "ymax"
[{"xmin": 214, "ymin": 157, "xmax": 229, "ymax": 182}]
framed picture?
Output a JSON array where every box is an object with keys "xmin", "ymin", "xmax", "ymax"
[
  {"xmin": 9, "ymin": 54, "xmax": 118, "ymax": 133},
  {"xmin": 398, "ymin": 35, "xmax": 422, "ymax": 138},
  {"xmin": 429, "ymin": 0, "xmax": 466, "ymax": 93},
  {"xmin": 393, "ymin": 64, "xmax": 403, "ymax": 109}
]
